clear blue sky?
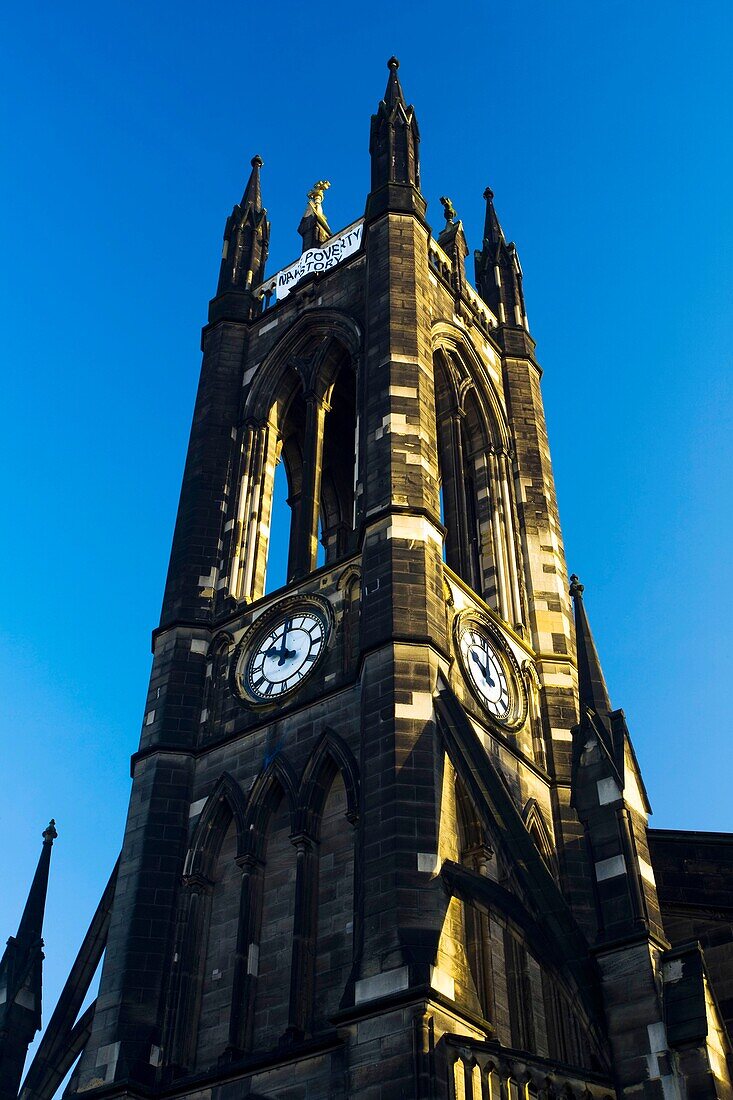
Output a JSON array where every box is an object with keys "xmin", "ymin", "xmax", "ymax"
[{"xmin": 2, "ymin": 0, "xmax": 732, "ymax": 1066}]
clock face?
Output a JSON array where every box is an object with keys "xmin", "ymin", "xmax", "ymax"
[
  {"xmin": 238, "ymin": 605, "xmax": 330, "ymax": 703},
  {"xmin": 459, "ymin": 624, "xmax": 513, "ymax": 721}
]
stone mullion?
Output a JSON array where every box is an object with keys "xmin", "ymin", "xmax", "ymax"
[
  {"xmin": 286, "ymin": 487, "xmax": 303, "ymax": 582},
  {"xmin": 488, "ymin": 448, "xmax": 511, "ymax": 622},
  {"xmin": 471, "ymin": 453, "xmax": 498, "ymax": 609},
  {"xmin": 237, "ymin": 858, "xmax": 268, "ymax": 1056},
  {"xmin": 226, "ymin": 855, "xmax": 263, "ymax": 1057},
  {"xmin": 320, "ymin": 521, "xmax": 338, "ymax": 562},
  {"xmin": 292, "ymin": 395, "xmax": 327, "ymax": 579},
  {"xmin": 229, "ymin": 420, "xmax": 275, "ymax": 603},
  {"xmin": 497, "ymin": 449, "xmax": 524, "ymax": 629},
  {"xmin": 448, "ymin": 411, "xmax": 474, "ymax": 586},
  {"xmin": 248, "ymin": 422, "xmax": 278, "ymax": 601},
  {"xmin": 286, "ymin": 834, "xmax": 318, "ymax": 1040},
  {"xmin": 438, "ymin": 413, "xmax": 462, "ymax": 574},
  {"xmin": 239, "ymin": 421, "xmax": 276, "ymax": 603},
  {"xmin": 229, "ymin": 423, "xmax": 256, "ymax": 601}
]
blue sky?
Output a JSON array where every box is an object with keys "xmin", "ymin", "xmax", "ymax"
[{"xmin": 1, "ymin": 0, "xmax": 732, "ymax": 1068}]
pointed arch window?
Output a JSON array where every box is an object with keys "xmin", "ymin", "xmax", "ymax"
[
  {"xmin": 164, "ymin": 774, "xmax": 249, "ymax": 1073},
  {"xmin": 319, "ymin": 366, "xmax": 356, "ymax": 565},
  {"xmin": 201, "ymin": 633, "xmax": 233, "ymax": 742},
  {"xmin": 266, "ymin": 441, "xmax": 292, "ymax": 593},
  {"xmin": 232, "ymin": 322, "xmax": 360, "ymax": 603},
  {"xmin": 250, "ymin": 790, "xmax": 297, "ymax": 1050},
  {"xmin": 194, "ymin": 818, "xmax": 238, "ymax": 1069},
  {"xmin": 313, "ymin": 771, "xmax": 355, "ymax": 1027},
  {"xmin": 432, "ymin": 339, "xmax": 524, "ymax": 627},
  {"xmin": 294, "ymin": 732, "xmax": 359, "ymax": 1035}
]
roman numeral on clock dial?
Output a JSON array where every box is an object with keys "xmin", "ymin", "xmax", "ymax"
[{"xmin": 241, "ymin": 605, "xmax": 330, "ymax": 702}]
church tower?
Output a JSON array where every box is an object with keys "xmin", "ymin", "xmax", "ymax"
[{"xmin": 10, "ymin": 59, "xmax": 733, "ymax": 1100}]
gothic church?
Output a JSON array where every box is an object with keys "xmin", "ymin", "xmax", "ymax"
[{"xmin": 3, "ymin": 58, "xmax": 733, "ymax": 1100}]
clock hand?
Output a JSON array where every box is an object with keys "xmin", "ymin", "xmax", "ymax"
[
  {"xmin": 265, "ymin": 645, "xmax": 297, "ymax": 662},
  {"xmin": 277, "ymin": 619, "xmax": 294, "ymax": 666},
  {"xmin": 263, "ymin": 620, "xmax": 295, "ymax": 664},
  {"xmin": 471, "ymin": 649, "xmax": 495, "ymax": 687}
]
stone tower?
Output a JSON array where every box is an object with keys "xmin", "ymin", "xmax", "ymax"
[{"xmin": 8, "ymin": 58, "xmax": 733, "ymax": 1100}]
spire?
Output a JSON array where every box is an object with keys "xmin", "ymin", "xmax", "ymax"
[
  {"xmin": 215, "ymin": 155, "xmax": 270, "ymax": 309},
  {"xmin": 383, "ymin": 54, "xmax": 406, "ymax": 108},
  {"xmin": 569, "ymin": 575, "xmax": 613, "ymax": 723},
  {"xmin": 481, "ymin": 186, "xmax": 504, "ymax": 253},
  {"xmin": 366, "ymin": 58, "xmax": 425, "ymax": 221},
  {"xmin": 16, "ymin": 821, "xmax": 57, "ymax": 944},
  {"xmin": 298, "ymin": 180, "xmax": 332, "ymax": 252},
  {"xmin": 474, "ymin": 186, "xmax": 528, "ymax": 330},
  {"xmin": 0, "ymin": 822, "xmax": 57, "ymax": 1100},
  {"xmin": 240, "ymin": 152, "xmax": 263, "ymax": 212}
]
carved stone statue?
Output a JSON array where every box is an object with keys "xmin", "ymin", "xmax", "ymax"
[
  {"xmin": 308, "ymin": 180, "xmax": 331, "ymax": 214},
  {"xmin": 440, "ymin": 195, "xmax": 457, "ymax": 224}
]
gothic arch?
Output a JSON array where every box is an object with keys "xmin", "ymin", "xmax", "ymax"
[
  {"xmin": 201, "ymin": 631, "xmax": 234, "ymax": 742},
  {"xmin": 337, "ymin": 564, "xmax": 362, "ymax": 673},
  {"xmin": 298, "ymin": 729, "xmax": 360, "ymax": 838},
  {"xmin": 336, "ymin": 562, "xmax": 361, "ymax": 593},
  {"xmin": 455, "ymin": 770, "xmax": 491, "ymax": 868},
  {"xmin": 206, "ymin": 630, "xmax": 235, "ymax": 658},
  {"xmin": 232, "ymin": 310, "xmax": 361, "ymax": 600},
  {"xmin": 431, "ymin": 323, "xmax": 523, "ymax": 625},
  {"xmin": 432, "ymin": 347, "xmax": 482, "ymax": 589},
  {"xmin": 166, "ymin": 773, "xmax": 249, "ymax": 1070},
  {"xmin": 292, "ymin": 732, "xmax": 359, "ymax": 1035},
  {"xmin": 431, "ymin": 321, "xmax": 511, "ymax": 451},
  {"xmin": 243, "ymin": 754, "xmax": 298, "ymax": 859},
  {"xmin": 522, "ymin": 799, "xmax": 559, "ymax": 878},
  {"xmin": 244, "ymin": 309, "xmax": 361, "ymax": 424},
  {"xmin": 244, "ymin": 755, "xmax": 300, "ymax": 1051},
  {"xmin": 184, "ymin": 772, "xmax": 248, "ymax": 880}
]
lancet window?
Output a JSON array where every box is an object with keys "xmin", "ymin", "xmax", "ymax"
[
  {"xmin": 432, "ymin": 340, "xmax": 524, "ymax": 629},
  {"xmin": 164, "ymin": 736, "xmax": 358, "ymax": 1073},
  {"xmin": 194, "ymin": 818, "xmax": 239, "ymax": 1067},
  {"xmin": 230, "ymin": 322, "xmax": 359, "ymax": 604},
  {"xmin": 250, "ymin": 791, "xmax": 297, "ymax": 1050}
]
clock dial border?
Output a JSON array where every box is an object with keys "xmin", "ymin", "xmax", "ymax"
[
  {"xmin": 453, "ymin": 611, "xmax": 528, "ymax": 731},
  {"xmin": 232, "ymin": 594, "xmax": 334, "ymax": 708}
]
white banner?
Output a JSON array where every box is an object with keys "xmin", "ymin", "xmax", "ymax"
[{"xmin": 275, "ymin": 220, "xmax": 364, "ymax": 300}]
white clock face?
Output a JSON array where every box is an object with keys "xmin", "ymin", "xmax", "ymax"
[
  {"xmin": 459, "ymin": 626, "xmax": 512, "ymax": 721},
  {"xmin": 241, "ymin": 608, "xmax": 329, "ymax": 702}
]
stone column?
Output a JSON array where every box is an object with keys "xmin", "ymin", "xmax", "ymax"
[
  {"xmin": 286, "ymin": 834, "xmax": 318, "ymax": 1039},
  {"xmin": 291, "ymin": 394, "xmax": 327, "ymax": 579},
  {"xmin": 497, "ymin": 448, "xmax": 524, "ymax": 629}
]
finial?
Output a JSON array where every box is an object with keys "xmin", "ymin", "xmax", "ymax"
[
  {"xmin": 251, "ymin": 154, "xmax": 263, "ymax": 169},
  {"xmin": 569, "ymin": 574, "xmax": 584, "ymax": 598},
  {"xmin": 388, "ymin": 56, "xmax": 400, "ymax": 71},
  {"xmin": 42, "ymin": 819, "xmax": 58, "ymax": 843},
  {"xmin": 483, "ymin": 186, "xmax": 494, "ymax": 202},
  {"xmin": 440, "ymin": 196, "xmax": 457, "ymax": 225}
]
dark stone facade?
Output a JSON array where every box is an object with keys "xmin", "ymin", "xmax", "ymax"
[{"xmin": 5, "ymin": 58, "xmax": 733, "ymax": 1100}]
